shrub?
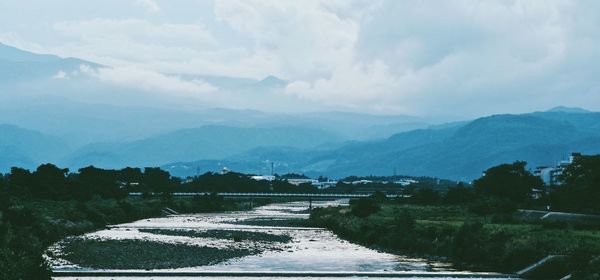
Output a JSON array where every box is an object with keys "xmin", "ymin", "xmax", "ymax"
[{"xmin": 350, "ymin": 198, "xmax": 380, "ymax": 218}]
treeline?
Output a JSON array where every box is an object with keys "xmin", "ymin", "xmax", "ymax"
[
  {"xmin": 181, "ymin": 172, "xmax": 316, "ymax": 193},
  {"xmin": 2, "ymin": 164, "xmax": 179, "ymax": 201},
  {"xmin": 1, "ymin": 164, "xmax": 319, "ymax": 202},
  {"xmin": 349, "ymin": 156, "xmax": 600, "ymax": 216},
  {"xmin": 398, "ymin": 155, "xmax": 600, "ymax": 215}
]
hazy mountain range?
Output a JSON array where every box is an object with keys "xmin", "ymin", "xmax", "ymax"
[{"xmin": 1, "ymin": 43, "xmax": 599, "ymax": 180}]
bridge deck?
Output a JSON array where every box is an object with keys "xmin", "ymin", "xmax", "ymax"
[{"xmin": 130, "ymin": 192, "xmax": 404, "ymax": 199}]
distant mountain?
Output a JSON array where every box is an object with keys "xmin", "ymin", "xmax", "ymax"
[
  {"xmin": 0, "ymin": 43, "xmax": 100, "ymax": 83},
  {"xmin": 308, "ymin": 111, "xmax": 600, "ymax": 180},
  {"xmin": 0, "ymin": 43, "xmax": 429, "ymax": 148},
  {"xmin": 65, "ymin": 125, "xmax": 343, "ymax": 169},
  {"xmin": 546, "ymin": 106, "xmax": 590, "ymax": 114},
  {"xmin": 165, "ymin": 110, "xmax": 600, "ymax": 180},
  {"xmin": 0, "ymin": 124, "xmax": 71, "ymax": 172},
  {"xmin": 5, "ymin": 44, "xmax": 598, "ymax": 180},
  {"xmin": 255, "ymin": 75, "xmax": 288, "ymax": 88}
]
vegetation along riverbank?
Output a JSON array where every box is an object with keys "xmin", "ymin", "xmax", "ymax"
[
  {"xmin": 310, "ymin": 156, "xmax": 600, "ymax": 280},
  {"xmin": 0, "ymin": 164, "xmax": 273, "ymax": 279}
]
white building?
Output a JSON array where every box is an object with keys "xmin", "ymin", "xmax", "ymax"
[
  {"xmin": 312, "ymin": 181, "xmax": 338, "ymax": 189},
  {"xmin": 534, "ymin": 153, "xmax": 581, "ymax": 186},
  {"xmin": 250, "ymin": 175, "xmax": 276, "ymax": 181},
  {"xmin": 286, "ymin": 178, "xmax": 319, "ymax": 186},
  {"xmin": 394, "ymin": 179, "xmax": 418, "ymax": 186}
]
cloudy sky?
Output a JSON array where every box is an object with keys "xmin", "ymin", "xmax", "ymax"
[{"xmin": 1, "ymin": 0, "xmax": 599, "ymax": 118}]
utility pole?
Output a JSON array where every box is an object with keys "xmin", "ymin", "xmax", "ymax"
[
  {"xmin": 269, "ymin": 162, "xmax": 275, "ymax": 191},
  {"xmin": 271, "ymin": 162, "xmax": 274, "ymax": 176}
]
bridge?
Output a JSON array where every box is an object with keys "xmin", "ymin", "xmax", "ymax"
[{"xmin": 130, "ymin": 192, "xmax": 405, "ymax": 199}]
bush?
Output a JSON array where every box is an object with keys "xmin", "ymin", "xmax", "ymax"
[
  {"xmin": 393, "ymin": 210, "xmax": 415, "ymax": 230},
  {"xmin": 350, "ymin": 198, "xmax": 380, "ymax": 218},
  {"xmin": 451, "ymin": 221, "xmax": 487, "ymax": 268},
  {"xmin": 411, "ymin": 188, "xmax": 441, "ymax": 205}
]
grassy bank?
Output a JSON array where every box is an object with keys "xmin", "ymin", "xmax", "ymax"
[{"xmin": 310, "ymin": 203, "xmax": 600, "ymax": 279}]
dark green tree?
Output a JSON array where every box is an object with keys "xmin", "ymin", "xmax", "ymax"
[
  {"xmin": 350, "ymin": 198, "xmax": 380, "ymax": 218},
  {"xmin": 74, "ymin": 166, "xmax": 123, "ymax": 200},
  {"xmin": 410, "ymin": 188, "xmax": 441, "ymax": 205},
  {"xmin": 32, "ymin": 164, "xmax": 69, "ymax": 200},
  {"xmin": 474, "ymin": 161, "xmax": 541, "ymax": 203},
  {"xmin": 143, "ymin": 167, "xmax": 174, "ymax": 194},
  {"xmin": 551, "ymin": 155, "xmax": 600, "ymax": 213},
  {"xmin": 444, "ymin": 182, "xmax": 476, "ymax": 204}
]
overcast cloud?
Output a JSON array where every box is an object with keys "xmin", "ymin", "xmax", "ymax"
[{"xmin": 1, "ymin": 0, "xmax": 599, "ymax": 117}]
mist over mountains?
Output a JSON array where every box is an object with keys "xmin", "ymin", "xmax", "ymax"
[{"xmin": 1, "ymin": 43, "xmax": 599, "ymax": 180}]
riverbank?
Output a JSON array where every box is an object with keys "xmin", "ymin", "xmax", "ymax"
[
  {"xmin": 0, "ymin": 194, "xmax": 271, "ymax": 279},
  {"xmin": 309, "ymin": 202, "xmax": 600, "ymax": 279}
]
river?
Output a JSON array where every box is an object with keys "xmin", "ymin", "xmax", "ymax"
[{"xmin": 51, "ymin": 200, "xmax": 517, "ymax": 279}]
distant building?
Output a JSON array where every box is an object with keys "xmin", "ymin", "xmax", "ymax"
[
  {"xmin": 286, "ymin": 178, "xmax": 318, "ymax": 186},
  {"xmin": 394, "ymin": 179, "xmax": 418, "ymax": 186},
  {"xmin": 312, "ymin": 181, "xmax": 337, "ymax": 189},
  {"xmin": 534, "ymin": 153, "xmax": 581, "ymax": 186},
  {"xmin": 350, "ymin": 179, "xmax": 373, "ymax": 185},
  {"xmin": 533, "ymin": 166, "xmax": 554, "ymax": 185},
  {"xmin": 250, "ymin": 175, "xmax": 276, "ymax": 181}
]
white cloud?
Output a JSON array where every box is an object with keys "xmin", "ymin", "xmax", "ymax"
[
  {"xmin": 52, "ymin": 70, "xmax": 67, "ymax": 79},
  {"xmin": 135, "ymin": 0, "xmax": 160, "ymax": 13},
  {"xmin": 280, "ymin": 0, "xmax": 600, "ymax": 115},
  {"xmin": 52, "ymin": 19, "xmax": 218, "ymax": 62},
  {"xmin": 214, "ymin": 0, "xmax": 360, "ymax": 80},
  {"xmin": 78, "ymin": 65, "xmax": 217, "ymax": 96},
  {"xmin": 3, "ymin": 0, "xmax": 600, "ymax": 116}
]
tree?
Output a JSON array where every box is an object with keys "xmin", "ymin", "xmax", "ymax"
[
  {"xmin": 7, "ymin": 167, "xmax": 33, "ymax": 198},
  {"xmin": 117, "ymin": 167, "xmax": 143, "ymax": 187},
  {"xmin": 410, "ymin": 188, "xmax": 441, "ymax": 205},
  {"xmin": 444, "ymin": 183, "xmax": 476, "ymax": 204},
  {"xmin": 474, "ymin": 161, "xmax": 542, "ymax": 203},
  {"xmin": 551, "ymin": 155, "xmax": 600, "ymax": 213},
  {"xmin": 143, "ymin": 167, "xmax": 174, "ymax": 194},
  {"xmin": 350, "ymin": 198, "xmax": 380, "ymax": 217},
  {"xmin": 469, "ymin": 201, "xmax": 493, "ymax": 222},
  {"xmin": 317, "ymin": 176, "xmax": 329, "ymax": 182},
  {"xmin": 32, "ymin": 164, "xmax": 69, "ymax": 200},
  {"xmin": 74, "ymin": 166, "xmax": 123, "ymax": 200}
]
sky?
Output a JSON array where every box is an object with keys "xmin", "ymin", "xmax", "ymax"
[{"xmin": 1, "ymin": 0, "xmax": 600, "ymax": 118}]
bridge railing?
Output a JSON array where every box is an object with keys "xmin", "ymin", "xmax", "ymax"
[{"xmin": 130, "ymin": 192, "xmax": 403, "ymax": 198}]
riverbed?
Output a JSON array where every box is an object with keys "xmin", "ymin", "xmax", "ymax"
[{"xmin": 50, "ymin": 200, "xmax": 517, "ymax": 279}]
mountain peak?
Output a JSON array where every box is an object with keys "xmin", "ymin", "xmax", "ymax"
[
  {"xmin": 256, "ymin": 75, "xmax": 288, "ymax": 87},
  {"xmin": 546, "ymin": 106, "xmax": 590, "ymax": 113}
]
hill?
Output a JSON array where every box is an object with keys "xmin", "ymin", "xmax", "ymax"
[
  {"xmin": 0, "ymin": 124, "xmax": 71, "ymax": 172},
  {"xmin": 0, "ymin": 43, "xmax": 100, "ymax": 83},
  {"xmin": 66, "ymin": 125, "xmax": 342, "ymax": 169},
  {"xmin": 165, "ymin": 111, "xmax": 600, "ymax": 180}
]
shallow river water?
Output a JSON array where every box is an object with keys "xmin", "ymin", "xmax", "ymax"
[{"xmin": 51, "ymin": 200, "xmax": 517, "ymax": 279}]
